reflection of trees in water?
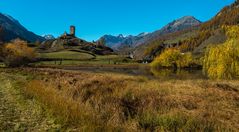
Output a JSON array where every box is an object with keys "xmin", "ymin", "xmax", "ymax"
[
  {"xmin": 150, "ymin": 68, "xmax": 203, "ymax": 79},
  {"xmin": 150, "ymin": 68, "xmax": 173, "ymax": 77}
]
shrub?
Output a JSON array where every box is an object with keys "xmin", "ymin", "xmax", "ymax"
[
  {"xmin": 203, "ymin": 25, "xmax": 239, "ymax": 79},
  {"xmin": 2, "ymin": 39, "xmax": 36, "ymax": 67},
  {"xmin": 151, "ymin": 48, "xmax": 193, "ymax": 69}
]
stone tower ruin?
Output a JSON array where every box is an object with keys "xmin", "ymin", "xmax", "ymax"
[{"xmin": 70, "ymin": 26, "xmax": 75, "ymax": 36}]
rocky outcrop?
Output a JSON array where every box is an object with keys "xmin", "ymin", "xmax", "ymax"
[{"xmin": 39, "ymin": 35, "xmax": 114, "ymax": 55}]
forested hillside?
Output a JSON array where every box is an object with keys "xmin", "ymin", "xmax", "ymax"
[{"xmin": 138, "ymin": 0, "xmax": 239, "ymax": 61}]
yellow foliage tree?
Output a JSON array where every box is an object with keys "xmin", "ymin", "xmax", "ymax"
[
  {"xmin": 151, "ymin": 48, "xmax": 193, "ymax": 69},
  {"xmin": 2, "ymin": 39, "xmax": 36, "ymax": 67},
  {"xmin": 203, "ymin": 25, "xmax": 239, "ymax": 79}
]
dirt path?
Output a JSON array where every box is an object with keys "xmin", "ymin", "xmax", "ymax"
[{"xmin": 0, "ymin": 73, "xmax": 61, "ymax": 131}]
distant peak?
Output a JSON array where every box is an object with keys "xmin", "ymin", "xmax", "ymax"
[
  {"xmin": 118, "ymin": 34, "xmax": 124, "ymax": 38},
  {"xmin": 42, "ymin": 34, "xmax": 55, "ymax": 40},
  {"xmin": 164, "ymin": 16, "xmax": 201, "ymax": 29},
  {"xmin": 137, "ymin": 32, "xmax": 149, "ymax": 37},
  {"xmin": 181, "ymin": 16, "xmax": 195, "ymax": 19},
  {"xmin": 177, "ymin": 16, "xmax": 201, "ymax": 23}
]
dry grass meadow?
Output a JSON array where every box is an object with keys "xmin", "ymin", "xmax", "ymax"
[{"xmin": 1, "ymin": 68, "xmax": 238, "ymax": 131}]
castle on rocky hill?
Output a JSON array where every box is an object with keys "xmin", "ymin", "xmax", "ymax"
[{"xmin": 60, "ymin": 25, "xmax": 76, "ymax": 39}]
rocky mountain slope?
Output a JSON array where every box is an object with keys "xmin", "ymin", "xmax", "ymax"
[
  {"xmin": 157, "ymin": 16, "xmax": 201, "ymax": 34},
  {"xmin": 100, "ymin": 16, "xmax": 201, "ymax": 50},
  {"xmin": 0, "ymin": 13, "xmax": 44, "ymax": 42}
]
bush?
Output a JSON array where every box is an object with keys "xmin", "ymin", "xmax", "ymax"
[
  {"xmin": 2, "ymin": 39, "xmax": 36, "ymax": 67},
  {"xmin": 203, "ymin": 25, "xmax": 239, "ymax": 79},
  {"xmin": 151, "ymin": 48, "xmax": 193, "ymax": 69}
]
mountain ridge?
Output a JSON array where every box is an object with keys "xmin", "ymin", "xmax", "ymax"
[
  {"xmin": 100, "ymin": 16, "xmax": 202, "ymax": 50},
  {"xmin": 0, "ymin": 13, "xmax": 44, "ymax": 42}
]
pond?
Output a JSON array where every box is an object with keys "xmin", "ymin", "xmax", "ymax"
[{"xmin": 63, "ymin": 65, "xmax": 207, "ymax": 80}]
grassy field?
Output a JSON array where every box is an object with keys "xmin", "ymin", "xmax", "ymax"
[
  {"xmin": 39, "ymin": 50, "xmax": 95, "ymax": 60},
  {"xmin": 0, "ymin": 71, "xmax": 62, "ymax": 131},
  {"xmin": 1, "ymin": 68, "xmax": 239, "ymax": 131},
  {"xmin": 36, "ymin": 50, "xmax": 135, "ymax": 66},
  {"xmin": 35, "ymin": 59, "xmax": 133, "ymax": 66}
]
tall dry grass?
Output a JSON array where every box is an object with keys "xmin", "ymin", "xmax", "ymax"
[{"xmin": 21, "ymin": 68, "xmax": 239, "ymax": 131}]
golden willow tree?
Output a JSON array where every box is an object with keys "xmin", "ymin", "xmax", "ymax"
[
  {"xmin": 203, "ymin": 25, "xmax": 239, "ymax": 79},
  {"xmin": 151, "ymin": 48, "xmax": 193, "ymax": 69}
]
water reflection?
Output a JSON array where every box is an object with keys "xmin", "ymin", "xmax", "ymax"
[
  {"xmin": 150, "ymin": 68, "xmax": 207, "ymax": 80},
  {"xmin": 64, "ymin": 66, "xmax": 207, "ymax": 80}
]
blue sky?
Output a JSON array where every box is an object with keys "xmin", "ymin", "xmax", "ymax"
[{"xmin": 0, "ymin": 0, "xmax": 235, "ymax": 41}]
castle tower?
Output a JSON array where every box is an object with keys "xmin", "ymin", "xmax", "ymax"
[{"xmin": 70, "ymin": 26, "xmax": 75, "ymax": 36}]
